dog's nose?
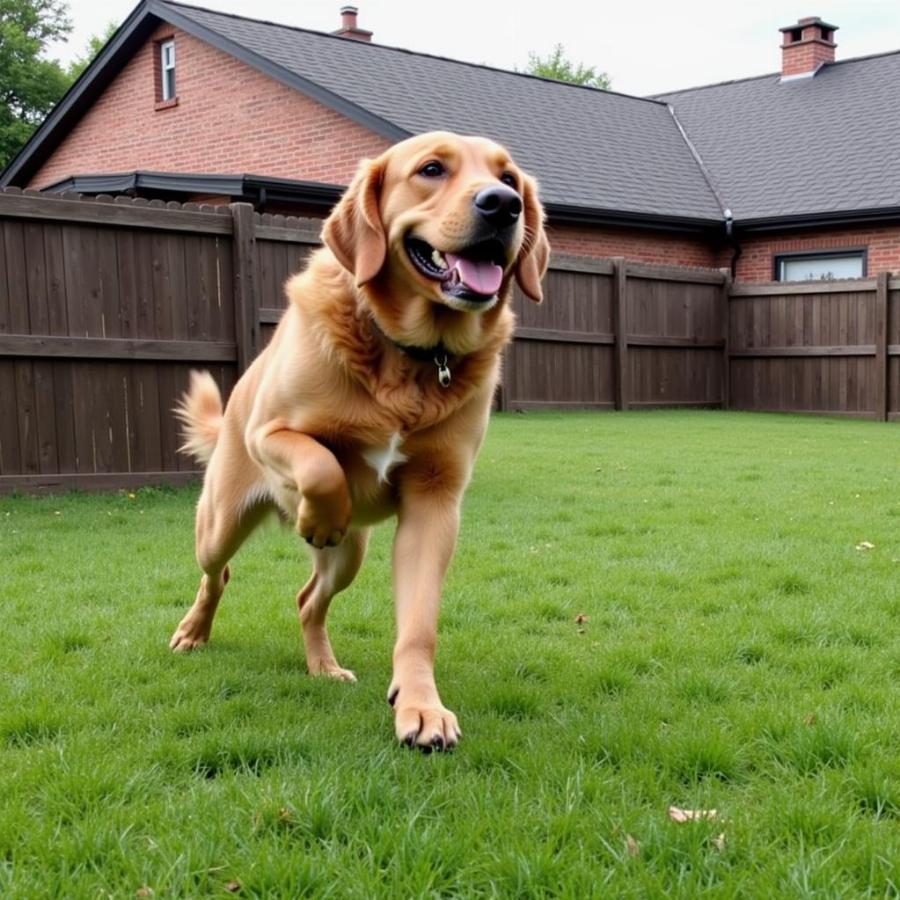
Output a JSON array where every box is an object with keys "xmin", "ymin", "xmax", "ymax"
[{"xmin": 474, "ymin": 186, "xmax": 523, "ymax": 229}]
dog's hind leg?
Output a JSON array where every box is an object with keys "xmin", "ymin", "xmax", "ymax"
[
  {"xmin": 297, "ymin": 527, "xmax": 370, "ymax": 681},
  {"xmin": 170, "ymin": 444, "xmax": 270, "ymax": 652}
]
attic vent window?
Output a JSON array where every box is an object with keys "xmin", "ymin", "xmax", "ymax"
[{"xmin": 158, "ymin": 39, "xmax": 177, "ymax": 105}]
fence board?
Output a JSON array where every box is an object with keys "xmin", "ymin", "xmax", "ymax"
[
  {"xmin": 24, "ymin": 221, "xmax": 48, "ymax": 334},
  {"xmin": 0, "ymin": 225, "xmax": 9, "ymax": 334},
  {"xmin": 0, "ymin": 190, "xmax": 233, "ymax": 234},
  {"xmin": 33, "ymin": 360, "xmax": 59, "ymax": 473},
  {"xmin": 0, "ymin": 334, "xmax": 236, "ymax": 361},
  {"xmin": 4, "ymin": 221, "xmax": 29, "ymax": 332}
]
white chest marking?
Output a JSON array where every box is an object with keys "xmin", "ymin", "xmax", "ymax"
[{"xmin": 363, "ymin": 432, "xmax": 408, "ymax": 483}]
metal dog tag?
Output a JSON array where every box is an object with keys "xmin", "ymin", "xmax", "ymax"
[{"xmin": 435, "ymin": 355, "xmax": 451, "ymax": 388}]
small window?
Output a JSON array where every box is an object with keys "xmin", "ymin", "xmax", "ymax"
[
  {"xmin": 776, "ymin": 251, "xmax": 865, "ymax": 282},
  {"xmin": 160, "ymin": 39, "xmax": 176, "ymax": 101}
]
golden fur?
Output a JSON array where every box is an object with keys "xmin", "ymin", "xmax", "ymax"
[{"xmin": 171, "ymin": 132, "xmax": 549, "ymax": 750}]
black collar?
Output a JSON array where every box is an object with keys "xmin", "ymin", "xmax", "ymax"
[
  {"xmin": 369, "ymin": 316, "xmax": 452, "ymax": 363},
  {"xmin": 369, "ymin": 316, "xmax": 455, "ymax": 387}
]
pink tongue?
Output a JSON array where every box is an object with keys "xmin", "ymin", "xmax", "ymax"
[{"xmin": 445, "ymin": 254, "xmax": 503, "ymax": 296}]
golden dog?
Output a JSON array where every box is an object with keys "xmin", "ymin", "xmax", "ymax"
[{"xmin": 172, "ymin": 131, "xmax": 549, "ymax": 750}]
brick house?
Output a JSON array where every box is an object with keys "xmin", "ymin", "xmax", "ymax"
[{"xmin": 2, "ymin": 3, "xmax": 899, "ymax": 282}]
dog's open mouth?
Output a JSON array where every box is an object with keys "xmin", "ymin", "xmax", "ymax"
[{"xmin": 405, "ymin": 236, "xmax": 507, "ymax": 300}]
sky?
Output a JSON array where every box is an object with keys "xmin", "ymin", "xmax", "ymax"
[{"xmin": 51, "ymin": 0, "xmax": 900, "ymax": 97}]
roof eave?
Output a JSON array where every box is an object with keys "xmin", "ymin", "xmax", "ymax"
[
  {"xmin": 40, "ymin": 170, "xmax": 345, "ymax": 209},
  {"xmin": 736, "ymin": 206, "xmax": 900, "ymax": 233},
  {"xmin": 545, "ymin": 201, "xmax": 723, "ymax": 234}
]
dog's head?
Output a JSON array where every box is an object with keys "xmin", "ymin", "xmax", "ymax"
[{"xmin": 323, "ymin": 132, "xmax": 549, "ymax": 324}]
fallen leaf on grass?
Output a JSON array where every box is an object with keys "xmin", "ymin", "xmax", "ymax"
[
  {"xmin": 575, "ymin": 613, "xmax": 589, "ymax": 625},
  {"xmin": 625, "ymin": 834, "xmax": 640, "ymax": 857},
  {"xmin": 135, "ymin": 889, "xmax": 153, "ymax": 898},
  {"xmin": 224, "ymin": 881, "xmax": 241, "ymax": 893},
  {"xmin": 856, "ymin": 541, "xmax": 875, "ymax": 551},
  {"xmin": 803, "ymin": 713, "xmax": 817, "ymax": 727},
  {"xmin": 668, "ymin": 806, "xmax": 718, "ymax": 823},
  {"xmin": 712, "ymin": 832, "xmax": 726, "ymax": 852}
]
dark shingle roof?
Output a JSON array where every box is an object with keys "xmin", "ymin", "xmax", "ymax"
[
  {"xmin": 154, "ymin": 1, "xmax": 724, "ymax": 223},
  {"xmin": 5, "ymin": 0, "xmax": 899, "ymax": 230},
  {"xmin": 657, "ymin": 51, "xmax": 900, "ymax": 222}
]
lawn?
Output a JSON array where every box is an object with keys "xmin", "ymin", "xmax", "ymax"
[{"xmin": 2, "ymin": 410, "xmax": 899, "ymax": 898}]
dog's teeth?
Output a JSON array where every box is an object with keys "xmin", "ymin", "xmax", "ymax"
[{"xmin": 431, "ymin": 249, "xmax": 447, "ymax": 270}]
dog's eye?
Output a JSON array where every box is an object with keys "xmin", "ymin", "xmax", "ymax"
[
  {"xmin": 419, "ymin": 161, "xmax": 446, "ymax": 178},
  {"xmin": 500, "ymin": 172, "xmax": 518, "ymax": 190}
]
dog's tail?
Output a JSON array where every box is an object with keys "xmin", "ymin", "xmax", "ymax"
[{"xmin": 175, "ymin": 370, "xmax": 223, "ymax": 466}]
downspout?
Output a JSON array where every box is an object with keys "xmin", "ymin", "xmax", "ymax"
[{"xmin": 724, "ymin": 208, "xmax": 742, "ymax": 279}]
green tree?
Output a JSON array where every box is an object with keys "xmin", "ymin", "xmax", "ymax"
[
  {"xmin": 67, "ymin": 20, "xmax": 118, "ymax": 80},
  {"xmin": 524, "ymin": 43, "xmax": 610, "ymax": 90},
  {"xmin": 0, "ymin": 0, "xmax": 73, "ymax": 168}
]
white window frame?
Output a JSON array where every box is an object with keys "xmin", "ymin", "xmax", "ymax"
[
  {"xmin": 775, "ymin": 250, "xmax": 866, "ymax": 282},
  {"xmin": 160, "ymin": 39, "xmax": 176, "ymax": 102}
]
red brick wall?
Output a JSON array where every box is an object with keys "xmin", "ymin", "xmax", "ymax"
[
  {"xmin": 724, "ymin": 225, "xmax": 900, "ymax": 281},
  {"xmin": 547, "ymin": 223, "xmax": 718, "ymax": 268},
  {"xmin": 249, "ymin": 212, "xmax": 719, "ymax": 270},
  {"xmin": 29, "ymin": 24, "xmax": 392, "ymax": 189}
]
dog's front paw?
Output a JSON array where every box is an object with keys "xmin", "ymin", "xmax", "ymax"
[
  {"xmin": 296, "ymin": 493, "xmax": 351, "ymax": 549},
  {"xmin": 388, "ymin": 685, "xmax": 461, "ymax": 752},
  {"xmin": 169, "ymin": 619, "xmax": 210, "ymax": 652}
]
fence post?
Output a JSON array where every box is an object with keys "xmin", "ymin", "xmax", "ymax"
[
  {"xmin": 720, "ymin": 269, "xmax": 732, "ymax": 410},
  {"xmin": 231, "ymin": 203, "xmax": 259, "ymax": 374},
  {"xmin": 612, "ymin": 257, "xmax": 629, "ymax": 410},
  {"xmin": 874, "ymin": 271, "xmax": 889, "ymax": 421},
  {"xmin": 498, "ymin": 343, "xmax": 512, "ymax": 411}
]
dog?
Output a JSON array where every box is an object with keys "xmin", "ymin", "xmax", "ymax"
[{"xmin": 171, "ymin": 131, "xmax": 549, "ymax": 750}]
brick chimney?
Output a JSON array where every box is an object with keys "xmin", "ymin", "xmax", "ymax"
[
  {"xmin": 779, "ymin": 16, "xmax": 837, "ymax": 79},
  {"xmin": 333, "ymin": 5, "xmax": 373, "ymax": 42}
]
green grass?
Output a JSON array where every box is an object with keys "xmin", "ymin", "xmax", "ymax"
[{"xmin": 2, "ymin": 410, "xmax": 900, "ymax": 898}]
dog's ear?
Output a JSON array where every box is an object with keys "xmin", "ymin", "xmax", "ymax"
[
  {"xmin": 514, "ymin": 173, "xmax": 550, "ymax": 303},
  {"xmin": 322, "ymin": 157, "xmax": 387, "ymax": 287}
]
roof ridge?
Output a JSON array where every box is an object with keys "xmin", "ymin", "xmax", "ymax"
[
  {"xmin": 665, "ymin": 105, "xmax": 727, "ymax": 217},
  {"xmin": 654, "ymin": 45, "xmax": 900, "ymax": 98},
  {"xmin": 157, "ymin": 0, "xmax": 668, "ymax": 107},
  {"xmin": 820, "ymin": 45, "xmax": 900, "ymax": 68},
  {"xmin": 652, "ymin": 70, "xmax": 779, "ymax": 98}
]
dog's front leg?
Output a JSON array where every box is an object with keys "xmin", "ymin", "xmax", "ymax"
[
  {"xmin": 251, "ymin": 424, "xmax": 352, "ymax": 548},
  {"xmin": 388, "ymin": 463, "xmax": 465, "ymax": 751}
]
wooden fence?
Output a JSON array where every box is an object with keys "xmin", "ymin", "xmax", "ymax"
[
  {"xmin": 1, "ymin": 189, "xmax": 898, "ymax": 492},
  {"xmin": 0, "ymin": 190, "xmax": 318, "ymax": 492},
  {"xmin": 502, "ymin": 257, "xmax": 726, "ymax": 411},
  {"xmin": 729, "ymin": 275, "xmax": 900, "ymax": 420}
]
